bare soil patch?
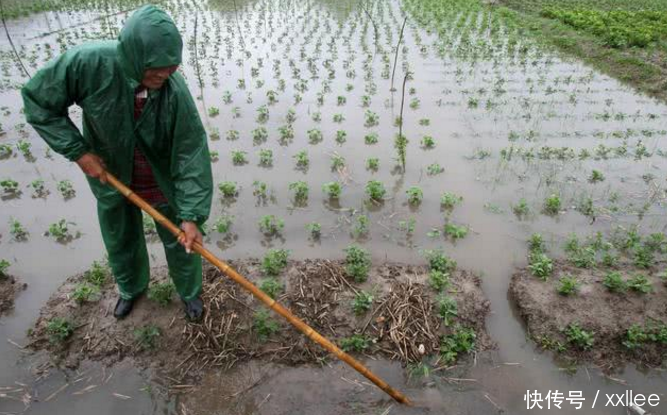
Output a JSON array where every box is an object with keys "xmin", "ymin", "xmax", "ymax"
[
  {"xmin": 510, "ymin": 260, "xmax": 667, "ymax": 372},
  {"xmin": 28, "ymin": 260, "xmax": 493, "ymax": 388}
]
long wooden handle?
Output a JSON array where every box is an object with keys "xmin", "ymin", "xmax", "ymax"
[{"xmin": 104, "ymin": 172, "xmax": 412, "ymax": 405}]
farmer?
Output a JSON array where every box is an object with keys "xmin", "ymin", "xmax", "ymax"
[{"xmin": 21, "ymin": 5, "xmax": 213, "ymax": 321}]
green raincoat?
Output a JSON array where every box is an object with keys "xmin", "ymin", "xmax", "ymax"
[{"xmin": 22, "ymin": 5, "xmax": 212, "ymax": 301}]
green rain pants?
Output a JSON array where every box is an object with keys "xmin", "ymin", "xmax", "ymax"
[{"xmin": 98, "ymin": 199, "xmax": 202, "ymax": 301}]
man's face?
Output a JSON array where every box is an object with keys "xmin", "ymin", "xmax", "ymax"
[{"xmin": 141, "ymin": 65, "xmax": 179, "ymax": 89}]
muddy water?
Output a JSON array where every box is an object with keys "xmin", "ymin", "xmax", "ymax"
[{"xmin": 1, "ymin": 0, "xmax": 667, "ymax": 414}]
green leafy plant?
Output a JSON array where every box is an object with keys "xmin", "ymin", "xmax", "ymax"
[
  {"xmin": 512, "ymin": 198, "xmax": 529, "ymax": 217},
  {"xmin": 278, "ymin": 125, "xmax": 294, "ymax": 144},
  {"xmin": 543, "ymin": 194, "xmax": 561, "ymax": 215},
  {"xmin": 218, "ymin": 181, "xmax": 238, "ymax": 198},
  {"xmin": 528, "ymin": 252, "xmax": 553, "ymax": 280},
  {"xmin": 322, "ymin": 182, "xmax": 342, "ymax": 199},
  {"xmin": 564, "ymin": 322, "xmax": 594, "ymax": 350},
  {"xmin": 589, "ymin": 170, "xmax": 605, "ymax": 183},
  {"xmin": 364, "ymin": 133, "xmax": 379, "ymax": 145},
  {"xmin": 253, "ymin": 309, "xmax": 280, "ymax": 342},
  {"xmin": 633, "ymin": 245, "xmax": 654, "ymax": 269},
  {"xmin": 294, "ymin": 150, "xmax": 309, "ymax": 169},
  {"xmin": 147, "ymin": 282, "xmax": 176, "ymax": 306},
  {"xmin": 365, "ymin": 180, "xmax": 386, "ymax": 202},
  {"xmin": 72, "ymin": 283, "xmax": 100, "ymax": 304},
  {"xmin": 47, "ymin": 219, "xmax": 77, "ymax": 242},
  {"xmin": 440, "ymin": 325, "xmax": 476, "ymax": 364},
  {"xmin": 16, "ymin": 139, "xmax": 32, "ymax": 159},
  {"xmin": 84, "ymin": 260, "xmax": 110, "ymax": 286},
  {"xmin": 603, "ymin": 271, "xmax": 627, "ymax": 293},
  {"xmin": 366, "ymin": 157, "xmax": 379, "ymax": 171},
  {"xmin": 528, "ymin": 233, "xmax": 545, "ymax": 254},
  {"xmin": 307, "ymin": 129, "xmax": 323, "ymax": 144},
  {"xmin": 46, "ymin": 318, "xmax": 73, "ymax": 344},
  {"xmin": 0, "ymin": 259, "xmax": 10, "ymax": 278},
  {"xmin": 352, "ymin": 291, "xmax": 374, "ymax": 315},
  {"xmin": 258, "ymin": 149, "xmax": 273, "ymax": 166},
  {"xmin": 436, "ymin": 294, "xmax": 458, "ymax": 326},
  {"xmin": 251, "ymin": 127, "xmax": 267, "ymax": 144},
  {"xmin": 440, "ymin": 192, "xmax": 462, "ymax": 210},
  {"xmin": 331, "ymin": 154, "xmax": 346, "ymax": 170},
  {"xmin": 1, "ymin": 179, "xmax": 20, "ymax": 195},
  {"xmin": 289, "ymin": 181, "xmax": 309, "ymax": 204},
  {"xmin": 344, "ymin": 244, "xmax": 371, "ymax": 283},
  {"xmin": 259, "ymin": 215, "xmax": 284, "ymax": 236},
  {"xmin": 333, "ymin": 113, "xmax": 345, "ymax": 123},
  {"xmin": 134, "ymin": 324, "xmax": 161, "ymax": 350},
  {"xmin": 364, "ymin": 110, "xmax": 379, "ymax": 127},
  {"xmin": 628, "ymin": 274, "xmax": 652, "ymax": 294},
  {"xmin": 557, "ymin": 274, "xmax": 580, "ymax": 296},
  {"xmin": 259, "ymin": 277, "xmax": 284, "ymax": 299},
  {"xmin": 335, "ymin": 130, "xmax": 347, "ymax": 145},
  {"xmin": 9, "ymin": 218, "xmax": 28, "ymax": 241},
  {"xmin": 352, "ymin": 215, "xmax": 370, "ymax": 238},
  {"xmin": 427, "ymin": 163, "xmax": 444, "ymax": 175},
  {"xmin": 208, "ymin": 107, "xmax": 220, "ymax": 117},
  {"xmin": 429, "ymin": 270, "xmax": 450, "ymax": 291},
  {"xmin": 261, "ymin": 249, "xmax": 290, "ymax": 276},
  {"xmin": 421, "ymin": 136, "xmax": 435, "ymax": 149},
  {"xmin": 425, "ymin": 250, "xmax": 457, "ymax": 274},
  {"xmin": 214, "ymin": 215, "xmax": 234, "ymax": 234},
  {"xmin": 231, "ymin": 150, "xmax": 248, "ymax": 165},
  {"xmin": 623, "ymin": 324, "xmax": 648, "ymax": 350},
  {"xmin": 406, "ymin": 186, "xmax": 423, "ymax": 205},
  {"xmin": 444, "ymin": 223, "xmax": 468, "ymax": 240},
  {"xmin": 306, "ymin": 222, "xmax": 321, "ymax": 239},
  {"xmin": 340, "ymin": 334, "xmax": 371, "ymax": 352}
]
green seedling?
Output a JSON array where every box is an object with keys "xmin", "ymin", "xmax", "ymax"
[
  {"xmin": 278, "ymin": 125, "xmax": 294, "ymax": 144},
  {"xmin": 528, "ymin": 233, "xmax": 545, "ymax": 254},
  {"xmin": 253, "ymin": 309, "xmax": 280, "ymax": 341},
  {"xmin": 564, "ymin": 322, "xmax": 594, "ymax": 350},
  {"xmin": 16, "ymin": 139, "xmax": 32, "ymax": 158},
  {"xmin": 335, "ymin": 130, "xmax": 347, "ymax": 145},
  {"xmin": 331, "ymin": 154, "xmax": 346, "ymax": 170},
  {"xmin": 337, "ymin": 95, "xmax": 347, "ymax": 106},
  {"xmin": 46, "ymin": 318, "xmax": 73, "ymax": 344},
  {"xmin": 340, "ymin": 334, "xmax": 371, "ymax": 352},
  {"xmin": 258, "ymin": 149, "xmax": 273, "ymax": 166},
  {"xmin": 444, "ymin": 223, "xmax": 468, "ymax": 240},
  {"xmin": 218, "ymin": 181, "xmax": 238, "ymax": 197},
  {"xmin": 429, "ymin": 270, "xmax": 450, "ymax": 291},
  {"xmin": 322, "ymin": 182, "xmax": 342, "ymax": 199},
  {"xmin": 134, "ymin": 325, "xmax": 161, "ymax": 350},
  {"xmin": 512, "ymin": 198, "xmax": 529, "ymax": 217},
  {"xmin": 259, "ymin": 215, "xmax": 284, "ymax": 236},
  {"xmin": 366, "ymin": 157, "xmax": 379, "ymax": 171},
  {"xmin": 285, "ymin": 108, "xmax": 297, "ymax": 124},
  {"xmin": 543, "ymin": 194, "xmax": 561, "ymax": 215},
  {"xmin": 603, "ymin": 271, "xmax": 627, "ymax": 292},
  {"xmin": 9, "ymin": 218, "xmax": 28, "ymax": 241},
  {"xmin": 440, "ymin": 325, "xmax": 476, "ymax": 364},
  {"xmin": 256, "ymin": 105, "xmax": 269, "ymax": 123},
  {"xmin": 628, "ymin": 274, "xmax": 652, "ymax": 294},
  {"xmin": 437, "ymin": 294, "xmax": 458, "ymax": 326},
  {"xmin": 289, "ymin": 181, "xmax": 309, "ymax": 204},
  {"xmin": 352, "ymin": 215, "xmax": 370, "ymax": 238},
  {"xmin": 528, "ymin": 252, "xmax": 553, "ymax": 280},
  {"xmin": 147, "ymin": 282, "xmax": 176, "ymax": 306},
  {"xmin": 364, "ymin": 133, "xmax": 379, "ymax": 145},
  {"xmin": 57, "ymin": 180, "xmax": 75, "ymax": 199},
  {"xmin": 440, "ymin": 192, "xmax": 462, "ymax": 210},
  {"xmin": 365, "ymin": 180, "xmax": 386, "ymax": 202},
  {"xmin": 251, "ymin": 127, "xmax": 267, "ymax": 144},
  {"xmin": 84, "ymin": 260, "xmax": 110, "ymax": 286},
  {"xmin": 259, "ymin": 277, "xmax": 284, "ymax": 299},
  {"xmin": 261, "ymin": 249, "xmax": 290, "ymax": 276},
  {"xmin": 425, "ymin": 250, "xmax": 457, "ymax": 274},
  {"xmin": 47, "ymin": 219, "xmax": 77, "ymax": 242},
  {"xmin": 72, "ymin": 283, "xmax": 100, "ymax": 304},
  {"xmin": 352, "ymin": 291, "xmax": 374, "ymax": 315},
  {"xmin": 623, "ymin": 324, "xmax": 648, "ymax": 350},
  {"xmin": 294, "ymin": 150, "xmax": 309, "ymax": 169},
  {"xmin": 208, "ymin": 107, "xmax": 220, "ymax": 117},
  {"xmin": 0, "ymin": 259, "xmax": 10, "ymax": 278},
  {"xmin": 589, "ymin": 170, "xmax": 605, "ymax": 183},
  {"xmin": 557, "ymin": 274, "xmax": 580, "ymax": 296},
  {"xmin": 307, "ymin": 129, "xmax": 323, "ymax": 144},
  {"xmin": 231, "ymin": 150, "xmax": 248, "ymax": 165},
  {"xmin": 214, "ymin": 215, "xmax": 234, "ymax": 234},
  {"xmin": 333, "ymin": 113, "xmax": 345, "ymax": 123},
  {"xmin": 364, "ymin": 110, "xmax": 379, "ymax": 127},
  {"xmin": 306, "ymin": 222, "xmax": 321, "ymax": 239},
  {"xmin": 1, "ymin": 179, "xmax": 20, "ymax": 195},
  {"xmin": 427, "ymin": 163, "xmax": 444, "ymax": 175},
  {"xmin": 398, "ymin": 218, "xmax": 416, "ymax": 235},
  {"xmin": 0, "ymin": 144, "xmax": 12, "ymax": 157},
  {"xmin": 421, "ymin": 136, "xmax": 435, "ymax": 149},
  {"xmin": 406, "ymin": 186, "xmax": 423, "ymax": 205},
  {"xmin": 344, "ymin": 244, "xmax": 371, "ymax": 283},
  {"xmin": 210, "ymin": 151, "xmax": 219, "ymax": 162}
]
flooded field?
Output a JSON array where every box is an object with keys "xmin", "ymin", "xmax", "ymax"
[{"xmin": 1, "ymin": 0, "xmax": 666, "ymax": 413}]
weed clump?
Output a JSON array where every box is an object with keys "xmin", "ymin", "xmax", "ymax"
[
  {"xmin": 148, "ymin": 282, "xmax": 176, "ymax": 306},
  {"xmin": 340, "ymin": 334, "xmax": 371, "ymax": 352}
]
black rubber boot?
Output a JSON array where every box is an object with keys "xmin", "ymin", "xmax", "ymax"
[
  {"xmin": 113, "ymin": 297, "xmax": 135, "ymax": 319},
  {"xmin": 183, "ymin": 296, "xmax": 204, "ymax": 321}
]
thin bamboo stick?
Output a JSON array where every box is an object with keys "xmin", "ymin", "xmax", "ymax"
[{"xmin": 103, "ymin": 172, "xmax": 411, "ymax": 405}]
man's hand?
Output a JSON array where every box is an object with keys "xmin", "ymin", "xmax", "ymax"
[
  {"xmin": 179, "ymin": 221, "xmax": 202, "ymax": 254},
  {"xmin": 76, "ymin": 153, "xmax": 107, "ymax": 184}
]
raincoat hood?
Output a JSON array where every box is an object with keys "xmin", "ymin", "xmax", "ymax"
[{"xmin": 117, "ymin": 5, "xmax": 183, "ymax": 84}]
